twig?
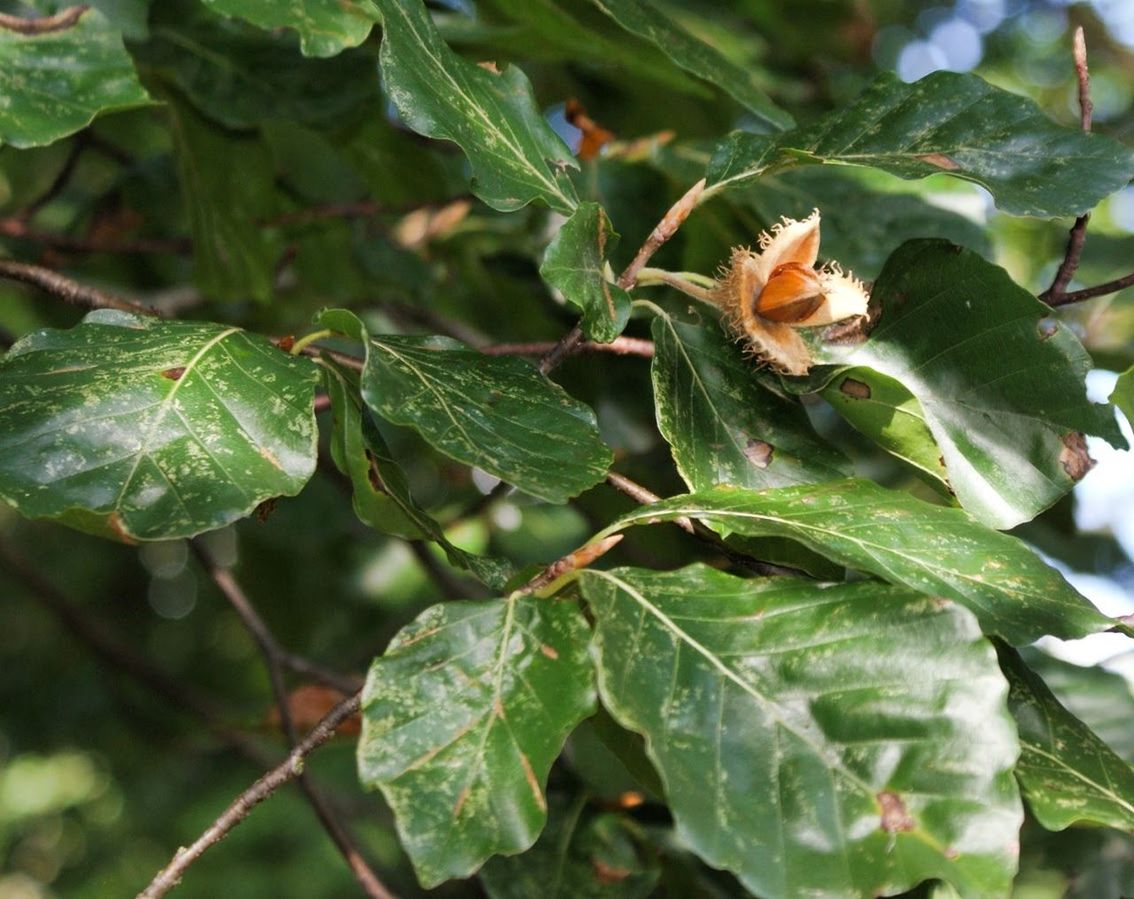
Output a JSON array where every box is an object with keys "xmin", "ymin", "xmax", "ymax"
[
  {"xmin": 137, "ymin": 691, "xmax": 371, "ymax": 899},
  {"xmin": 516, "ymin": 535, "xmax": 624, "ymax": 596},
  {"xmin": 188, "ymin": 542, "xmax": 384, "ymax": 899},
  {"xmin": 0, "ymin": 538, "xmax": 268, "ymax": 764},
  {"xmin": 604, "ymin": 472, "xmax": 806, "ymax": 578},
  {"xmin": 482, "ymin": 337, "xmax": 654, "ymax": 358},
  {"xmin": 0, "ymin": 218, "xmax": 193, "ymax": 255},
  {"xmin": 0, "ymin": 259, "xmax": 157, "ymax": 316},
  {"xmin": 539, "ymin": 179, "xmax": 705, "ymax": 375},
  {"xmin": 0, "ymin": 4, "xmax": 88, "ymax": 33},
  {"xmin": 1049, "ymin": 272, "xmax": 1134, "ymax": 306},
  {"xmin": 1041, "ymin": 27, "xmax": 1093, "ymax": 305}
]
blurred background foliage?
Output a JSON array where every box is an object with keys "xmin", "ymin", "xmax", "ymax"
[{"xmin": 1, "ymin": 0, "xmax": 1134, "ymax": 895}]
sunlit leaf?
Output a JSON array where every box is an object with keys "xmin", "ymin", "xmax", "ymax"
[
  {"xmin": 0, "ymin": 311, "xmax": 318, "ymax": 541},
  {"xmin": 357, "ymin": 596, "xmax": 596, "ymax": 886},
  {"xmin": 707, "ymin": 71, "xmax": 1134, "ymax": 217},
  {"xmin": 580, "ymin": 565, "xmax": 1022, "ymax": 898},
  {"xmin": 651, "ymin": 313, "xmax": 850, "ymax": 491},
  {"xmin": 373, "ymin": 0, "xmax": 578, "ymax": 213},
  {"xmin": 201, "ymin": 0, "xmax": 380, "ymax": 57},
  {"xmin": 998, "ymin": 644, "xmax": 1134, "ymax": 832},
  {"xmin": 541, "ymin": 203, "xmax": 631, "ymax": 343},
  {"xmin": 0, "ymin": 4, "xmax": 150, "ymax": 148},
  {"xmin": 601, "ymin": 479, "xmax": 1107, "ymax": 644}
]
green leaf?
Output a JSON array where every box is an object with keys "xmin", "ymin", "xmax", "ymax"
[
  {"xmin": 541, "ymin": 203, "xmax": 631, "ymax": 343},
  {"xmin": 1112, "ymin": 366, "xmax": 1134, "ymax": 429},
  {"xmin": 1022, "ymin": 649, "xmax": 1134, "ymax": 765},
  {"xmin": 998, "ymin": 644, "xmax": 1134, "ymax": 832},
  {"xmin": 357, "ymin": 596, "xmax": 596, "ymax": 886},
  {"xmin": 579, "ymin": 565, "xmax": 1022, "ymax": 899},
  {"xmin": 584, "ymin": 0, "xmax": 792, "ymax": 131},
  {"xmin": 706, "ymin": 71, "xmax": 1134, "ymax": 217},
  {"xmin": 651, "ymin": 314, "xmax": 850, "ymax": 492},
  {"xmin": 132, "ymin": 0, "xmax": 379, "ymax": 128},
  {"xmin": 321, "ymin": 359, "xmax": 512, "ymax": 589},
  {"xmin": 0, "ymin": 5, "xmax": 150, "ymax": 148},
  {"xmin": 316, "ymin": 309, "xmax": 612, "ymax": 504},
  {"xmin": 821, "ymin": 241, "xmax": 1123, "ymax": 529},
  {"xmin": 201, "ymin": 0, "xmax": 379, "ymax": 57},
  {"xmin": 601, "ymin": 479, "xmax": 1107, "ymax": 644},
  {"xmin": 0, "ymin": 311, "xmax": 318, "ymax": 542},
  {"xmin": 372, "ymin": 0, "xmax": 579, "ymax": 213},
  {"xmin": 821, "ymin": 368, "xmax": 949, "ymax": 495},
  {"xmin": 479, "ymin": 796, "xmax": 659, "ymax": 899},
  {"xmin": 165, "ymin": 93, "xmax": 279, "ymax": 303}
]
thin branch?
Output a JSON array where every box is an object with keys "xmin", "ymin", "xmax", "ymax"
[
  {"xmin": 0, "ymin": 259, "xmax": 157, "ymax": 316},
  {"xmin": 539, "ymin": 179, "xmax": 705, "ymax": 375},
  {"xmin": 1041, "ymin": 27, "xmax": 1093, "ymax": 305},
  {"xmin": 188, "ymin": 542, "xmax": 384, "ymax": 899},
  {"xmin": 1048, "ymin": 272, "xmax": 1134, "ymax": 306},
  {"xmin": 0, "ymin": 4, "xmax": 88, "ymax": 34},
  {"xmin": 482, "ymin": 337, "xmax": 654, "ymax": 358},
  {"xmin": 0, "ymin": 218, "xmax": 193, "ymax": 255},
  {"xmin": 0, "ymin": 538, "xmax": 268, "ymax": 764},
  {"xmin": 137, "ymin": 691, "xmax": 370, "ymax": 899}
]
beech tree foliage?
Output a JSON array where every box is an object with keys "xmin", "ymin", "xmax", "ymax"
[{"xmin": 3, "ymin": 1, "xmax": 1134, "ymax": 897}]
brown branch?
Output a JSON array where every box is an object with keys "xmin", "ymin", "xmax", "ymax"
[
  {"xmin": 1048, "ymin": 272, "xmax": 1134, "ymax": 306},
  {"xmin": 0, "ymin": 4, "xmax": 88, "ymax": 34},
  {"xmin": 0, "ymin": 218, "xmax": 193, "ymax": 255},
  {"xmin": 188, "ymin": 542, "xmax": 384, "ymax": 899},
  {"xmin": 137, "ymin": 691, "xmax": 372, "ymax": 899},
  {"xmin": 483, "ymin": 336, "xmax": 654, "ymax": 359},
  {"xmin": 0, "ymin": 259, "xmax": 158, "ymax": 315},
  {"xmin": 1041, "ymin": 27, "xmax": 1093, "ymax": 305},
  {"xmin": 539, "ymin": 179, "xmax": 705, "ymax": 375},
  {"xmin": 0, "ymin": 538, "xmax": 269, "ymax": 764}
]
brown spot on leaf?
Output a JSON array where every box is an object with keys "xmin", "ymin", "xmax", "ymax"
[
  {"xmin": 276, "ymin": 335, "xmax": 296, "ymax": 353},
  {"xmin": 1037, "ymin": 318, "xmax": 1059, "ymax": 340},
  {"xmin": 453, "ymin": 784, "xmax": 473, "ymax": 818},
  {"xmin": 918, "ymin": 153, "xmax": 960, "ymax": 170},
  {"xmin": 363, "ymin": 449, "xmax": 383, "ymax": 492},
  {"xmin": 878, "ymin": 790, "xmax": 915, "ymax": 832},
  {"xmin": 161, "ymin": 367, "xmax": 186, "ymax": 381},
  {"xmin": 106, "ymin": 512, "xmax": 137, "ymax": 545},
  {"xmin": 839, "ymin": 377, "xmax": 871, "ymax": 400},
  {"xmin": 259, "ymin": 446, "xmax": 283, "ymax": 471},
  {"xmin": 518, "ymin": 750, "xmax": 546, "ymax": 812},
  {"xmin": 477, "ymin": 60, "xmax": 502, "ymax": 74},
  {"xmin": 1060, "ymin": 432, "xmax": 1094, "ymax": 481},
  {"xmin": 591, "ymin": 858, "xmax": 633, "ymax": 885},
  {"xmin": 617, "ymin": 791, "xmax": 644, "ymax": 808},
  {"xmin": 539, "ymin": 643, "xmax": 559, "ymax": 660},
  {"xmin": 745, "ymin": 438, "xmax": 774, "ymax": 469}
]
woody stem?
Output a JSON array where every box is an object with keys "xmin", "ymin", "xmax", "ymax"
[{"xmin": 634, "ymin": 268, "xmax": 718, "ymax": 305}]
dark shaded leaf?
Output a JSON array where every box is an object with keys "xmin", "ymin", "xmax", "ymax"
[
  {"xmin": 541, "ymin": 203, "xmax": 631, "ymax": 343},
  {"xmin": 998, "ymin": 644, "xmax": 1134, "ymax": 832},
  {"xmin": 707, "ymin": 71, "xmax": 1134, "ymax": 217},
  {"xmin": 357, "ymin": 596, "xmax": 596, "ymax": 886},
  {"xmin": 601, "ymin": 479, "xmax": 1107, "ymax": 643},
  {"xmin": 373, "ymin": 0, "xmax": 578, "ymax": 213},
  {"xmin": 0, "ymin": 311, "xmax": 318, "ymax": 541},
  {"xmin": 580, "ymin": 565, "xmax": 1022, "ymax": 899}
]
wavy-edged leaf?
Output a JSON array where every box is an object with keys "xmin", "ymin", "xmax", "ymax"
[
  {"xmin": 818, "ymin": 241, "xmax": 1124, "ymax": 529},
  {"xmin": 998, "ymin": 644, "xmax": 1134, "ymax": 832},
  {"xmin": 707, "ymin": 71, "xmax": 1134, "ymax": 217},
  {"xmin": 480, "ymin": 796, "xmax": 659, "ymax": 899},
  {"xmin": 584, "ymin": 0, "xmax": 791, "ymax": 131},
  {"xmin": 201, "ymin": 0, "xmax": 379, "ymax": 57},
  {"xmin": 541, "ymin": 203, "xmax": 631, "ymax": 343},
  {"xmin": 601, "ymin": 479, "xmax": 1107, "ymax": 644},
  {"xmin": 316, "ymin": 309, "xmax": 612, "ymax": 504},
  {"xmin": 133, "ymin": 0, "xmax": 379, "ymax": 128},
  {"xmin": 0, "ymin": 4, "xmax": 150, "ymax": 148},
  {"xmin": 357, "ymin": 596, "xmax": 596, "ymax": 886},
  {"xmin": 652, "ymin": 314, "xmax": 850, "ymax": 492},
  {"xmin": 321, "ymin": 360, "xmax": 512, "ymax": 589},
  {"xmin": 580, "ymin": 565, "xmax": 1022, "ymax": 899},
  {"xmin": 0, "ymin": 311, "xmax": 318, "ymax": 542},
  {"xmin": 373, "ymin": 0, "xmax": 578, "ymax": 213},
  {"xmin": 1022, "ymin": 649, "xmax": 1134, "ymax": 765}
]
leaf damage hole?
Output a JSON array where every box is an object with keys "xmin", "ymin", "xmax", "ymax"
[
  {"xmin": 161, "ymin": 366, "xmax": 186, "ymax": 381},
  {"xmin": 1059, "ymin": 432, "xmax": 1094, "ymax": 481},
  {"xmin": 745, "ymin": 438, "xmax": 774, "ymax": 468},
  {"xmin": 917, "ymin": 153, "xmax": 960, "ymax": 171},
  {"xmin": 1037, "ymin": 318, "xmax": 1059, "ymax": 340},
  {"xmin": 877, "ymin": 790, "xmax": 915, "ymax": 833},
  {"xmin": 839, "ymin": 377, "xmax": 871, "ymax": 400},
  {"xmin": 539, "ymin": 643, "xmax": 559, "ymax": 660}
]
